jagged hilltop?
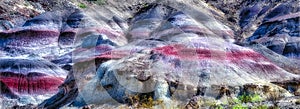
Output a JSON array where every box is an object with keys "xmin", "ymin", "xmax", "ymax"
[{"xmin": 0, "ymin": 0, "xmax": 299, "ymax": 108}]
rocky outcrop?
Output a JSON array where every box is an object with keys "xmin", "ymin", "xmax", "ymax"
[
  {"xmin": 76, "ymin": 37, "xmax": 298, "ymax": 106},
  {"xmin": 44, "ymin": 2, "xmax": 298, "ymax": 108},
  {"xmin": 203, "ymin": 0, "xmax": 299, "ymax": 40},
  {"xmin": 203, "ymin": 0, "xmax": 300, "ymax": 60},
  {"xmin": 247, "ymin": 13, "xmax": 300, "ymax": 59},
  {"xmin": 38, "ymin": 69, "xmax": 78, "ymax": 108},
  {"xmin": 249, "ymin": 44, "xmax": 300, "ymax": 74}
]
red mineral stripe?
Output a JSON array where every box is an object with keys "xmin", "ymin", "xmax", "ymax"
[{"xmin": 0, "ymin": 72, "xmax": 64, "ymax": 94}]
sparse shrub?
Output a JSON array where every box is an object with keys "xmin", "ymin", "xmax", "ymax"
[
  {"xmin": 251, "ymin": 94, "xmax": 262, "ymax": 102},
  {"xmin": 127, "ymin": 94, "xmax": 163, "ymax": 108},
  {"xmin": 253, "ymin": 105, "xmax": 268, "ymax": 109},
  {"xmin": 238, "ymin": 94, "xmax": 251, "ymax": 103},
  {"xmin": 141, "ymin": 3, "xmax": 149, "ymax": 8},
  {"xmin": 227, "ymin": 97, "xmax": 241, "ymax": 105},
  {"xmin": 92, "ymin": 0, "xmax": 106, "ymax": 5},
  {"xmin": 238, "ymin": 93, "xmax": 262, "ymax": 103},
  {"xmin": 78, "ymin": 3, "xmax": 87, "ymax": 8},
  {"xmin": 209, "ymin": 103, "xmax": 223, "ymax": 109},
  {"xmin": 232, "ymin": 104, "xmax": 247, "ymax": 109}
]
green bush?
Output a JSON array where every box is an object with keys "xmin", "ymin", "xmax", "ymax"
[
  {"xmin": 238, "ymin": 93, "xmax": 262, "ymax": 103},
  {"xmin": 253, "ymin": 105, "xmax": 268, "ymax": 109},
  {"xmin": 78, "ymin": 3, "xmax": 87, "ymax": 8},
  {"xmin": 232, "ymin": 104, "xmax": 248, "ymax": 109}
]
